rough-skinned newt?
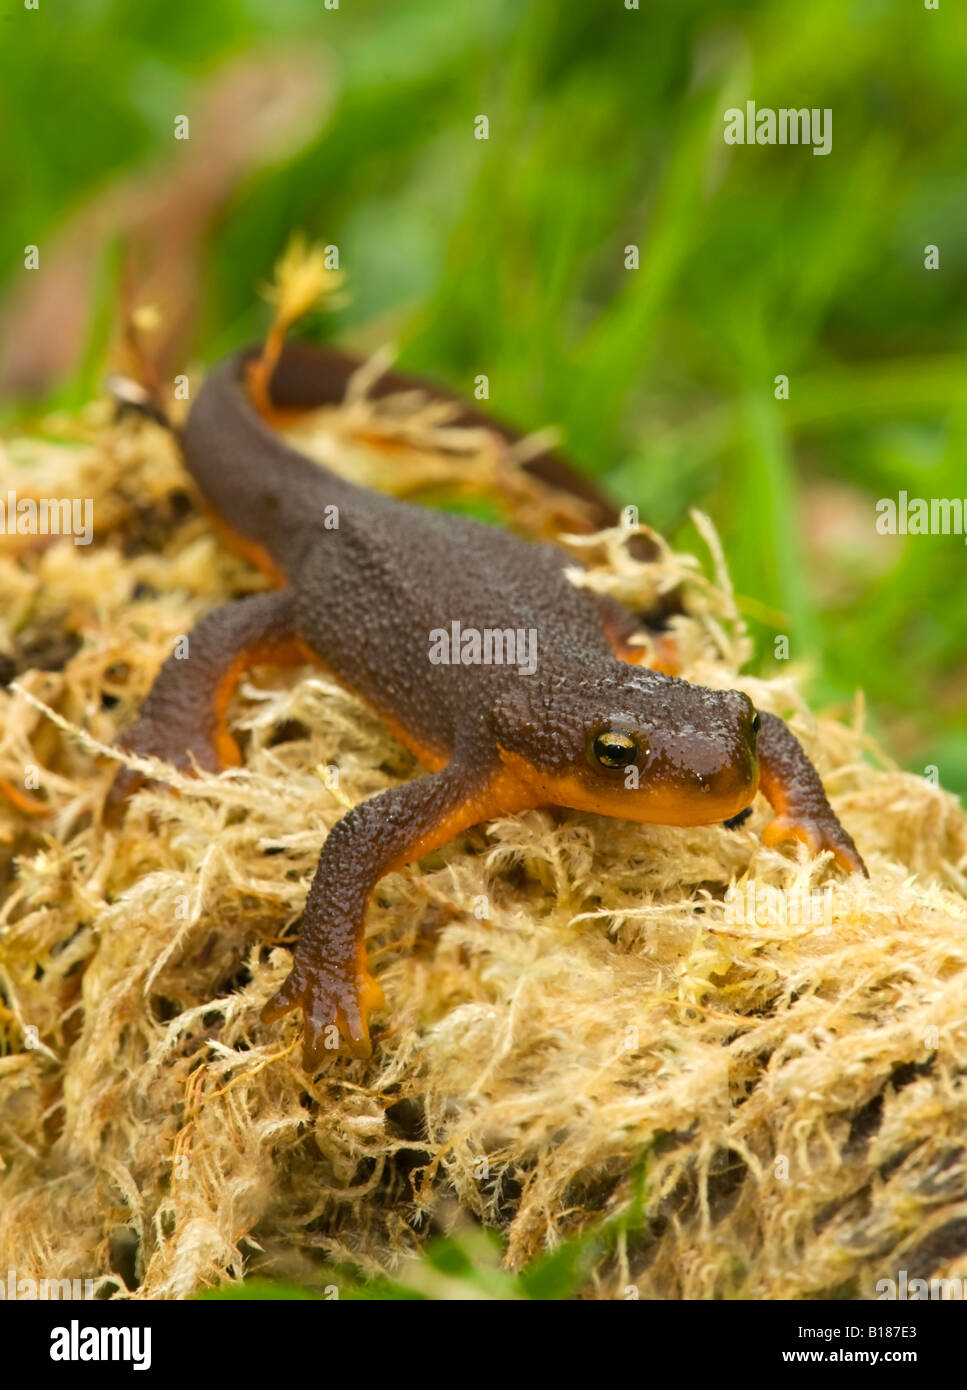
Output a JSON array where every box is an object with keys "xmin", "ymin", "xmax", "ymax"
[{"xmin": 106, "ymin": 341, "xmax": 867, "ymax": 1069}]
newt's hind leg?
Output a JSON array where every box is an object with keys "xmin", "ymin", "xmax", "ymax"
[
  {"xmin": 757, "ymin": 711, "xmax": 867, "ymax": 876},
  {"xmin": 595, "ymin": 593, "xmax": 680, "ymax": 674},
  {"xmin": 104, "ymin": 588, "xmax": 309, "ymax": 820}
]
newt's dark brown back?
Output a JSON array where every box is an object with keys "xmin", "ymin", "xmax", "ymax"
[{"xmin": 182, "ymin": 346, "xmax": 617, "ymax": 761}]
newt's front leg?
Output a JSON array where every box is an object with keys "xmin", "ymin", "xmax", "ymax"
[
  {"xmin": 757, "ymin": 710, "xmax": 867, "ymax": 876},
  {"xmin": 262, "ymin": 757, "xmax": 533, "ymax": 1069}
]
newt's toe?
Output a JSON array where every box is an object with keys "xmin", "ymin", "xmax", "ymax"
[
  {"xmin": 763, "ymin": 813, "xmax": 867, "ymax": 877},
  {"xmin": 262, "ymin": 961, "xmax": 380, "ymax": 1070}
]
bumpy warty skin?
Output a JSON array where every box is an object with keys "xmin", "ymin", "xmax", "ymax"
[{"xmin": 185, "ymin": 350, "xmax": 758, "ymax": 788}]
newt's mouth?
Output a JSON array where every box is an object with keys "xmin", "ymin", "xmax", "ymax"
[{"xmin": 497, "ymin": 746, "xmax": 759, "ymax": 828}]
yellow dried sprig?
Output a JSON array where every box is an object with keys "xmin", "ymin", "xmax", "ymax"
[{"xmin": 260, "ymin": 233, "xmax": 344, "ymax": 329}]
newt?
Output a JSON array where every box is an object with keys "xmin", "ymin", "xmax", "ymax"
[{"xmin": 106, "ymin": 339, "xmax": 866, "ymax": 1069}]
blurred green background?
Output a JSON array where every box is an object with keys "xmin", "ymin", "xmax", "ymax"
[{"xmin": 2, "ymin": 0, "xmax": 965, "ymax": 791}]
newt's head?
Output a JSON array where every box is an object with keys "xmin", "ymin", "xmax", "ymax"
[{"xmin": 494, "ymin": 665, "xmax": 760, "ymax": 827}]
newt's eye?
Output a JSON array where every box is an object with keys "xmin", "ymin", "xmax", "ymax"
[
  {"xmin": 751, "ymin": 711, "xmax": 761, "ymax": 736},
  {"xmin": 590, "ymin": 730, "xmax": 639, "ymax": 771}
]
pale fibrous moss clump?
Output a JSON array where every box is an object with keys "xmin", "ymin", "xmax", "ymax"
[{"xmin": 0, "ymin": 375, "xmax": 965, "ymax": 1300}]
